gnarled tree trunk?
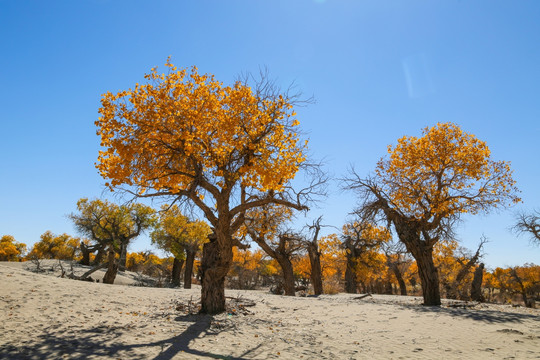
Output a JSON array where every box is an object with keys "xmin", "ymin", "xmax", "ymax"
[
  {"xmin": 276, "ymin": 254, "xmax": 296, "ymax": 296},
  {"xmin": 200, "ymin": 233, "xmax": 232, "ymax": 314},
  {"xmin": 80, "ymin": 243, "xmax": 92, "ymax": 266},
  {"xmin": 103, "ymin": 248, "xmax": 119, "ymax": 284},
  {"xmin": 411, "ymin": 245, "xmax": 441, "ymax": 306}
]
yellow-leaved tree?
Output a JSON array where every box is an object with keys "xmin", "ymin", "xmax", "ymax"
[
  {"xmin": 345, "ymin": 122, "xmax": 520, "ymax": 305},
  {"xmin": 151, "ymin": 204, "xmax": 211, "ymax": 288},
  {"xmin": 69, "ymin": 198, "xmax": 156, "ymax": 284},
  {"xmin": 341, "ymin": 219, "xmax": 391, "ymax": 293},
  {"xmin": 27, "ymin": 231, "xmax": 81, "ymax": 261},
  {"xmin": 0, "ymin": 235, "xmax": 26, "ymax": 261},
  {"xmin": 96, "ymin": 60, "xmax": 315, "ymax": 313},
  {"xmin": 243, "ymin": 204, "xmax": 301, "ymax": 296}
]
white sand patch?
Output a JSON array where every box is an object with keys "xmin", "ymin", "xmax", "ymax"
[{"xmin": 1, "ymin": 261, "xmax": 539, "ymax": 359}]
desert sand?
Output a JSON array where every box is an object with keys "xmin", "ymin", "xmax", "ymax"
[{"xmin": 1, "ymin": 261, "xmax": 538, "ymax": 359}]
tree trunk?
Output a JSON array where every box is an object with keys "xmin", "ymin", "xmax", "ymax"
[
  {"xmin": 93, "ymin": 247, "xmax": 106, "ymax": 265},
  {"xmin": 345, "ymin": 254, "xmax": 358, "ymax": 294},
  {"xmin": 200, "ymin": 234, "xmax": 231, "ymax": 314},
  {"xmin": 470, "ymin": 263, "xmax": 484, "ymax": 302},
  {"xmin": 384, "ymin": 280, "xmax": 393, "ymax": 294},
  {"xmin": 276, "ymin": 255, "xmax": 295, "ymax": 296},
  {"xmin": 184, "ymin": 249, "xmax": 196, "ymax": 289},
  {"xmin": 511, "ymin": 268, "xmax": 535, "ymax": 308},
  {"xmin": 80, "ymin": 243, "xmax": 91, "ymax": 266},
  {"xmin": 412, "ymin": 246, "xmax": 441, "ymax": 306},
  {"xmin": 171, "ymin": 257, "xmax": 184, "ymax": 287},
  {"xmin": 391, "ymin": 265, "xmax": 408, "ymax": 295},
  {"xmin": 306, "ymin": 243, "xmax": 323, "ymax": 295},
  {"xmin": 118, "ymin": 242, "xmax": 128, "ymax": 271},
  {"xmin": 103, "ymin": 248, "xmax": 119, "ymax": 284}
]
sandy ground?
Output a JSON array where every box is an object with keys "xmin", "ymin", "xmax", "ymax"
[{"xmin": 1, "ymin": 261, "xmax": 539, "ymax": 359}]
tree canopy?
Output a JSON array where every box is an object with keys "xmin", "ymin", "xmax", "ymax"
[
  {"xmin": 0, "ymin": 235, "xmax": 26, "ymax": 261},
  {"xmin": 346, "ymin": 122, "xmax": 520, "ymax": 305}
]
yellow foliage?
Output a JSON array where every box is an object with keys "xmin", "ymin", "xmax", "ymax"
[
  {"xmin": 151, "ymin": 204, "xmax": 211, "ymax": 259},
  {"xmin": 232, "ymin": 247, "xmax": 265, "ymax": 272},
  {"xmin": 27, "ymin": 231, "xmax": 81, "ymax": 260},
  {"xmin": 0, "ymin": 235, "xmax": 26, "ymax": 261},
  {"xmin": 319, "ymin": 234, "xmax": 346, "ymax": 280},
  {"xmin": 96, "ymin": 59, "xmax": 306, "ymax": 196},
  {"xmin": 376, "ymin": 122, "xmax": 520, "ymax": 220},
  {"xmin": 293, "ymin": 254, "xmax": 311, "ymax": 279}
]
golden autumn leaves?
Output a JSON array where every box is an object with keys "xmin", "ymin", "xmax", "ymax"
[
  {"xmin": 375, "ymin": 122, "xmax": 521, "ymax": 220},
  {"xmin": 96, "ymin": 60, "xmax": 306, "ymax": 196}
]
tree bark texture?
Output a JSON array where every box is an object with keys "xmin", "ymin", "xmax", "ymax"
[
  {"xmin": 412, "ymin": 245, "xmax": 441, "ymax": 306},
  {"xmin": 306, "ymin": 242, "xmax": 323, "ymax": 295},
  {"xmin": 393, "ymin": 218, "xmax": 441, "ymax": 306},
  {"xmin": 171, "ymin": 257, "xmax": 184, "ymax": 287},
  {"xmin": 184, "ymin": 248, "xmax": 196, "ymax": 289},
  {"xmin": 276, "ymin": 255, "xmax": 296, "ymax": 296},
  {"xmin": 103, "ymin": 248, "xmax": 119, "ymax": 284},
  {"xmin": 345, "ymin": 254, "xmax": 358, "ymax": 294},
  {"xmin": 200, "ymin": 234, "xmax": 231, "ymax": 314}
]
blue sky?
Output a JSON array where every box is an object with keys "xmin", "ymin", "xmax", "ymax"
[{"xmin": 1, "ymin": 0, "xmax": 538, "ymax": 268}]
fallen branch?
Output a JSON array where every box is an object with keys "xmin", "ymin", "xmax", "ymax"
[
  {"xmin": 353, "ymin": 293, "xmax": 372, "ymax": 300},
  {"xmin": 70, "ymin": 263, "xmax": 108, "ymax": 281}
]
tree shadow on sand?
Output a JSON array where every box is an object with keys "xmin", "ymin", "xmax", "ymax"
[
  {"xmin": 0, "ymin": 314, "xmax": 259, "ymax": 360},
  {"xmin": 403, "ymin": 304, "xmax": 539, "ymax": 324}
]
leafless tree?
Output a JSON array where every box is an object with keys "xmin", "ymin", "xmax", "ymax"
[{"xmin": 513, "ymin": 209, "xmax": 540, "ymax": 246}]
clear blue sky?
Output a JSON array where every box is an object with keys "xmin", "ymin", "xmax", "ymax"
[{"xmin": 1, "ymin": 0, "xmax": 538, "ymax": 268}]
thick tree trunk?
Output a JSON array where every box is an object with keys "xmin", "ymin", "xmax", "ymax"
[
  {"xmin": 470, "ymin": 263, "xmax": 484, "ymax": 302},
  {"xmin": 391, "ymin": 265, "xmax": 408, "ymax": 295},
  {"xmin": 276, "ymin": 255, "xmax": 296, "ymax": 296},
  {"xmin": 306, "ymin": 243, "xmax": 323, "ymax": 295},
  {"xmin": 184, "ymin": 249, "xmax": 196, "ymax": 289},
  {"xmin": 171, "ymin": 257, "xmax": 184, "ymax": 287},
  {"xmin": 103, "ymin": 248, "xmax": 119, "ymax": 284},
  {"xmin": 200, "ymin": 234, "xmax": 231, "ymax": 314},
  {"xmin": 345, "ymin": 254, "xmax": 358, "ymax": 294},
  {"xmin": 412, "ymin": 246, "xmax": 441, "ymax": 306},
  {"xmin": 80, "ymin": 243, "xmax": 91, "ymax": 266}
]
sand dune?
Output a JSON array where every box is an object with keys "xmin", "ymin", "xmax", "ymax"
[{"xmin": 1, "ymin": 261, "xmax": 538, "ymax": 359}]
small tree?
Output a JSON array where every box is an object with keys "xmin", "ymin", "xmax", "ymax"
[
  {"xmin": 382, "ymin": 239, "xmax": 410, "ymax": 296},
  {"xmin": 69, "ymin": 198, "xmax": 155, "ymax": 284},
  {"xmin": 96, "ymin": 61, "xmax": 320, "ymax": 312},
  {"xmin": 341, "ymin": 220, "xmax": 390, "ymax": 293},
  {"xmin": 244, "ymin": 205, "xmax": 302, "ymax": 296},
  {"xmin": 0, "ymin": 235, "xmax": 26, "ymax": 261},
  {"xmin": 151, "ymin": 204, "xmax": 211, "ymax": 288},
  {"xmin": 345, "ymin": 123, "xmax": 520, "ymax": 305}
]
